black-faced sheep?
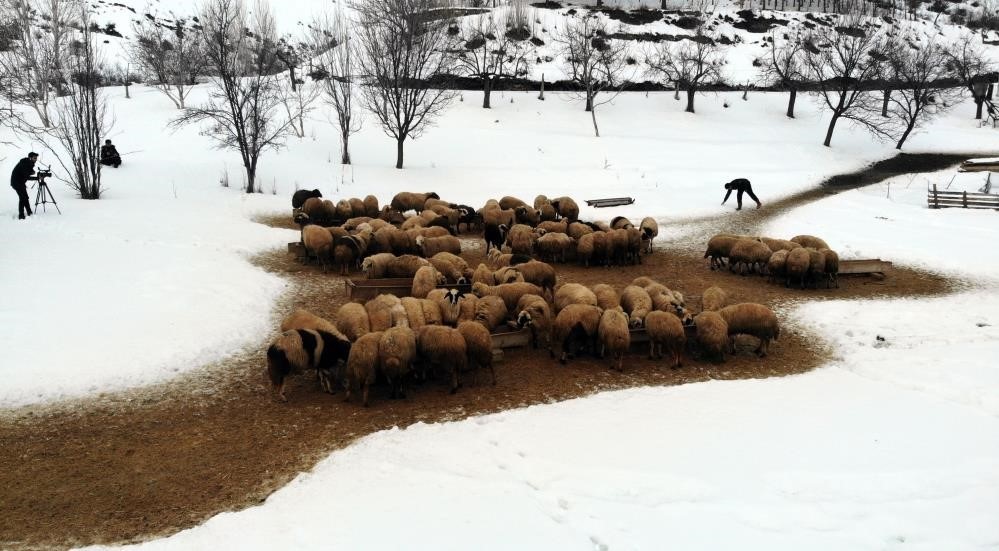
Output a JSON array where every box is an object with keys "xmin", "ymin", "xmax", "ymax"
[
  {"xmin": 554, "ymin": 283, "xmax": 598, "ymax": 314},
  {"xmin": 791, "ymin": 234, "xmax": 829, "ymax": 250},
  {"xmin": 292, "ymin": 189, "xmax": 322, "ymax": 209},
  {"xmin": 597, "ymin": 308, "xmax": 631, "ymax": 371},
  {"xmin": 457, "ymin": 321, "xmax": 495, "ymax": 386},
  {"xmin": 621, "ymin": 285, "xmax": 653, "ymax": 328},
  {"xmin": 429, "ymin": 252, "xmax": 471, "ymax": 284},
  {"xmin": 335, "ymin": 303, "xmax": 371, "ymax": 342},
  {"xmin": 391, "ymin": 191, "xmax": 439, "ymax": 213},
  {"xmin": 473, "ymin": 294, "xmax": 509, "ymax": 331},
  {"xmin": 484, "ymin": 223, "xmax": 508, "ymax": 253},
  {"xmin": 693, "ymin": 311, "xmax": 728, "ymax": 362},
  {"xmin": 553, "ymin": 304, "xmax": 603, "ymax": 364},
  {"xmin": 785, "ymin": 247, "xmax": 812, "ymax": 289},
  {"xmin": 639, "ymin": 217, "xmax": 658, "ymax": 254},
  {"xmin": 516, "ymin": 294, "xmax": 552, "ymax": 353},
  {"xmin": 550, "ymin": 196, "xmax": 579, "ymax": 222},
  {"xmin": 378, "ymin": 326, "xmax": 417, "ymax": 401},
  {"xmin": 592, "ymin": 283, "xmax": 620, "ymax": 311},
  {"xmin": 536, "ymin": 232, "xmax": 574, "ymax": 263},
  {"xmin": 472, "ymin": 282, "xmax": 542, "ymax": 312},
  {"xmin": 412, "ymin": 265, "xmax": 445, "ymax": 299},
  {"xmin": 267, "ymin": 328, "xmax": 352, "ymax": 402},
  {"xmin": 427, "ymin": 288, "xmax": 465, "ymax": 326},
  {"xmin": 343, "ymin": 331, "xmax": 382, "ymax": 406},
  {"xmin": 820, "ymin": 248, "xmax": 840, "ymax": 288},
  {"xmin": 644, "ymin": 310, "xmax": 685, "ymax": 367},
  {"xmin": 717, "ymin": 303, "xmax": 780, "ymax": 357},
  {"xmin": 302, "ymin": 224, "xmax": 334, "ymax": 271},
  {"xmin": 728, "ymin": 238, "xmax": 772, "ymax": 275},
  {"xmin": 415, "ymin": 325, "xmax": 466, "ymax": 393},
  {"xmin": 416, "ymin": 235, "xmax": 461, "ymax": 258},
  {"xmin": 700, "ymin": 286, "xmax": 728, "ymax": 312}
]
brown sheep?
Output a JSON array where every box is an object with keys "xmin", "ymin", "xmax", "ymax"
[
  {"xmin": 717, "ymin": 303, "xmax": 780, "ymax": 357},
  {"xmin": 785, "ymin": 247, "xmax": 812, "ymax": 289},
  {"xmin": 416, "ymin": 235, "xmax": 462, "ymax": 258},
  {"xmin": 598, "ymin": 308, "xmax": 631, "ymax": 372},
  {"xmin": 640, "ymin": 217, "xmax": 658, "ymax": 254},
  {"xmin": 644, "ymin": 310, "xmax": 685, "ymax": 367},
  {"xmin": 516, "ymin": 294, "xmax": 552, "ymax": 353},
  {"xmin": 472, "ymin": 263, "xmax": 495, "ymax": 286},
  {"xmin": 334, "ymin": 199, "xmax": 353, "ymax": 222},
  {"xmin": 348, "ymin": 197, "xmax": 366, "ymax": 218},
  {"xmin": 535, "ymin": 232, "xmax": 574, "ymax": 263},
  {"xmin": 553, "ymin": 304, "xmax": 603, "ymax": 364},
  {"xmin": 472, "ymin": 282, "xmax": 544, "ymax": 311},
  {"xmin": 554, "ymin": 283, "xmax": 598, "ymax": 314},
  {"xmin": 412, "ymin": 265, "xmax": 445, "ymax": 299},
  {"xmin": 514, "ymin": 205, "xmax": 542, "ymax": 226},
  {"xmin": 400, "ymin": 297, "xmax": 428, "ymax": 330},
  {"xmin": 536, "ymin": 219, "xmax": 569, "ymax": 235},
  {"xmin": 391, "ymin": 191, "xmax": 439, "ymax": 213},
  {"xmin": 499, "ymin": 196, "xmax": 529, "ymax": 210},
  {"xmin": 693, "ymin": 311, "xmax": 728, "ymax": 363},
  {"xmin": 567, "ymin": 221, "xmax": 594, "ymax": 240},
  {"xmin": 280, "ymin": 308, "xmax": 340, "ymax": 336},
  {"xmin": 365, "ymin": 294, "xmax": 402, "ymax": 332},
  {"xmin": 700, "ymin": 286, "xmax": 728, "ymax": 313},
  {"xmin": 429, "ymin": 252, "xmax": 471, "ymax": 284},
  {"xmin": 791, "ymin": 234, "xmax": 829, "ymax": 250},
  {"xmin": 766, "ymin": 250, "xmax": 789, "ymax": 285},
  {"xmin": 415, "ymin": 325, "xmax": 466, "ymax": 393},
  {"xmin": 361, "ymin": 253, "xmax": 396, "ymax": 279},
  {"xmin": 302, "ymin": 224, "xmax": 334, "ymax": 271},
  {"xmin": 363, "ymin": 195, "xmax": 379, "ymax": 217},
  {"xmin": 728, "ymin": 239, "xmax": 773, "ymax": 275},
  {"xmin": 473, "ymin": 295, "xmax": 508, "ymax": 331},
  {"xmin": 703, "ymin": 234, "xmax": 742, "ymax": 270},
  {"xmin": 758, "ymin": 237, "xmax": 801, "ymax": 252},
  {"xmin": 457, "ymin": 321, "xmax": 495, "ymax": 386},
  {"xmin": 620, "ymin": 285, "xmax": 653, "ymax": 328},
  {"xmin": 550, "ymin": 196, "xmax": 579, "ymax": 222},
  {"xmin": 387, "ymin": 255, "xmax": 432, "ymax": 278},
  {"xmin": 610, "ymin": 216, "xmax": 634, "ymax": 230},
  {"xmin": 335, "ymin": 303, "xmax": 371, "ymax": 341},
  {"xmin": 806, "ymin": 248, "xmax": 827, "ymax": 289},
  {"xmin": 343, "ymin": 331, "xmax": 382, "ymax": 406},
  {"xmin": 266, "ymin": 328, "xmax": 352, "ymax": 401},
  {"xmin": 592, "ymin": 284, "xmax": 620, "ymax": 311},
  {"xmin": 378, "ymin": 326, "xmax": 417, "ymax": 401},
  {"xmin": 820, "ymin": 248, "xmax": 840, "ymax": 288}
]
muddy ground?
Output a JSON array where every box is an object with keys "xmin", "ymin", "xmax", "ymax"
[{"xmin": 0, "ymin": 154, "xmax": 972, "ymax": 549}]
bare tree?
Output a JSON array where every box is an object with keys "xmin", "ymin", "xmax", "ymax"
[
  {"xmin": 354, "ymin": 0, "xmax": 459, "ymax": 169},
  {"xmin": 274, "ymin": 35, "xmax": 318, "ymax": 138},
  {"xmin": 555, "ymin": 15, "xmax": 630, "ymax": 137},
  {"xmin": 757, "ymin": 31, "xmax": 805, "ymax": 118},
  {"xmin": 0, "ymin": 0, "xmax": 77, "ymax": 127},
  {"xmin": 802, "ymin": 21, "xmax": 895, "ymax": 147},
  {"xmin": 646, "ymin": 28, "xmax": 724, "ymax": 114},
  {"xmin": 129, "ymin": 15, "xmax": 205, "ymax": 109},
  {"xmin": 943, "ymin": 33, "xmax": 994, "ymax": 119},
  {"xmin": 171, "ymin": 0, "xmax": 303, "ymax": 193},
  {"xmin": 887, "ymin": 37, "xmax": 961, "ymax": 149},
  {"xmin": 310, "ymin": 10, "xmax": 361, "ymax": 164},
  {"xmin": 455, "ymin": 9, "xmax": 535, "ymax": 109}
]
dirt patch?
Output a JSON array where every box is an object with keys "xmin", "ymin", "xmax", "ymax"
[{"xmin": 0, "ymin": 153, "xmax": 978, "ymax": 549}]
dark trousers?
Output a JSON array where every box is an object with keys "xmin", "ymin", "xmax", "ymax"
[
  {"xmin": 11, "ymin": 183, "xmax": 31, "ymax": 219},
  {"xmin": 736, "ymin": 187, "xmax": 761, "ymax": 209},
  {"xmin": 100, "ymin": 156, "xmax": 121, "ymax": 168}
]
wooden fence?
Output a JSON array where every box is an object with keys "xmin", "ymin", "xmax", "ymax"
[{"xmin": 928, "ymin": 184, "xmax": 999, "ymax": 210}]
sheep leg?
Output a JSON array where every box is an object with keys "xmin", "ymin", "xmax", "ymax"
[
  {"xmin": 489, "ymin": 363, "xmax": 497, "ymax": 386},
  {"xmin": 449, "ymin": 367, "xmax": 459, "ymax": 394},
  {"xmin": 362, "ymin": 383, "xmax": 370, "ymax": 407},
  {"xmin": 648, "ymin": 340, "xmax": 656, "ymax": 360}
]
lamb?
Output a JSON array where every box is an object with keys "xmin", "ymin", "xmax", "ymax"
[
  {"xmin": 717, "ymin": 303, "xmax": 780, "ymax": 357},
  {"xmin": 472, "ymin": 263, "xmax": 495, "ymax": 286},
  {"xmin": 415, "ymin": 325, "xmax": 466, "ymax": 393},
  {"xmin": 499, "ymin": 195, "xmax": 529, "ymax": 210},
  {"xmin": 597, "ymin": 308, "xmax": 631, "ymax": 372},
  {"xmin": 550, "ymin": 196, "xmax": 579, "ymax": 222},
  {"xmin": 535, "ymin": 232, "xmax": 574, "ymax": 263},
  {"xmin": 474, "ymin": 295, "xmax": 509, "ymax": 331},
  {"xmin": 700, "ymin": 286, "xmax": 728, "ymax": 312},
  {"xmin": 553, "ymin": 304, "xmax": 603, "ymax": 364},
  {"xmin": 472, "ymin": 281, "xmax": 543, "ymax": 311},
  {"xmin": 429, "ymin": 252, "xmax": 471, "ymax": 284},
  {"xmin": 820, "ymin": 248, "xmax": 840, "ymax": 288},
  {"xmin": 554, "ymin": 283, "xmax": 598, "ymax": 314},
  {"xmin": 387, "ymin": 254, "xmax": 431, "ymax": 278},
  {"xmin": 592, "ymin": 284, "xmax": 620, "ymax": 311},
  {"xmin": 516, "ymin": 294, "xmax": 552, "ymax": 353},
  {"xmin": 335, "ymin": 303, "xmax": 371, "ymax": 342},
  {"xmin": 500, "ymin": 260, "xmax": 556, "ymax": 299},
  {"xmin": 365, "ymin": 294, "xmax": 403, "ymax": 332},
  {"xmin": 343, "ymin": 331, "xmax": 382, "ymax": 406},
  {"xmin": 784, "ymin": 247, "xmax": 811, "ymax": 289},
  {"xmin": 363, "ymin": 195, "xmax": 380, "ymax": 217},
  {"xmin": 412, "ymin": 265, "xmax": 445, "ymax": 299},
  {"xmin": 484, "ymin": 223, "xmax": 508, "ymax": 254},
  {"xmin": 728, "ymin": 238, "xmax": 773, "ymax": 275},
  {"xmin": 639, "ymin": 217, "xmax": 659, "ymax": 253},
  {"xmin": 361, "ymin": 253, "xmax": 396, "ymax": 279},
  {"xmin": 301, "ymin": 224, "xmax": 334, "ymax": 271},
  {"xmin": 292, "ymin": 188, "xmax": 322, "ymax": 209},
  {"xmin": 644, "ymin": 310, "xmax": 685, "ymax": 368},
  {"xmin": 766, "ymin": 249, "xmax": 789, "ymax": 285},
  {"xmin": 416, "ymin": 235, "xmax": 461, "ymax": 258},
  {"xmin": 391, "ymin": 191, "xmax": 440, "ymax": 213},
  {"xmin": 791, "ymin": 234, "xmax": 829, "ymax": 250},
  {"xmin": 620, "ymin": 285, "xmax": 653, "ymax": 328},
  {"xmin": 514, "ymin": 205, "xmax": 542, "ymax": 226},
  {"xmin": 457, "ymin": 321, "xmax": 495, "ymax": 386},
  {"xmin": 703, "ymin": 233, "xmax": 742, "ymax": 270},
  {"xmin": 378, "ymin": 326, "xmax": 417, "ymax": 401},
  {"xmin": 693, "ymin": 311, "xmax": 728, "ymax": 363},
  {"xmin": 266, "ymin": 328, "xmax": 352, "ymax": 402}
]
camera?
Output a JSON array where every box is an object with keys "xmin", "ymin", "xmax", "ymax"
[{"xmin": 36, "ymin": 166, "xmax": 53, "ymax": 181}]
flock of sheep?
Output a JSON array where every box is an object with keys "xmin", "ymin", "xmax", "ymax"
[
  {"xmin": 704, "ymin": 233, "xmax": 840, "ymax": 289},
  {"xmin": 266, "ymin": 190, "xmax": 785, "ymax": 406}
]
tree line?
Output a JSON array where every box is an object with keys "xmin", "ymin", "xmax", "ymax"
[{"xmin": 0, "ymin": 0, "xmax": 993, "ymax": 199}]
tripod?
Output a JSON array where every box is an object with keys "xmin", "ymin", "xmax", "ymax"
[{"xmin": 33, "ymin": 176, "xmax": 61, "ymax": 215}]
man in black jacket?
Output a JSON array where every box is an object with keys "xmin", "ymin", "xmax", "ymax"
[
  {"xmin": 722, "ymin": 178, "xmax": 762, "ymax": 210},
  {"xmin": 100, "ymin": 139, "xmax": 122, "ymax": 168},
  {"xmin": 10, "ymin": 152, "xmax": 38, "ymax": 220}
]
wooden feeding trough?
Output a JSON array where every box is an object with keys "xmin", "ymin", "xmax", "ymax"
[
  {"xmin": 288, "ymin": 241, "xmax": 307, "ymax": 261},
  {"xmin": 490, "ymin": 326, "xmax": 532, "ymax": 349},
  {"xmin": 345, "ymin": 278, "xmax": 472, "ymax": 302},
  {"xmin": 838, "ymin": 259, "xmax": 892, "ymax": 278},
  {"xmin": 585, "ymin": 197, "xmax": 635, "ymax": 208}
]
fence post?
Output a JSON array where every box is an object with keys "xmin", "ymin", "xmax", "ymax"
[
  {"xmin": 963, "ymin": 190, "xmax": 968, "ymax": 208},
  {"xmin": 933, "ymin": 184, "xmax": 938, "ymax": 208}
]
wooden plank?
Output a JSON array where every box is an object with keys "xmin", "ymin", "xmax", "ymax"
[
  {"xmin": 928, "ymin": 190, "xmax": 999, "ymax": 199},
  {"xmin": 838, "ymin": 259, "xmax": 892, "ymax": 275},
  {"xmin": 490, "ymin": 327, "xmax": 532, "ymax": 350},
  {"xmin": 930, "ymin": 199, "xmax": 999, "ymax": 206},
  {"xmin": 584, "ymin": 197, "xmax": 636, "ymax": 208}
]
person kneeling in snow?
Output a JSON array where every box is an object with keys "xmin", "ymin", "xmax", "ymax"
[
  {"xmin": 100, "ymin": 139, "xmax": 122, "ymax": 168},
  {"xmin": 722, "ymin": 178, "xmax": 762, "ymax": 211}
]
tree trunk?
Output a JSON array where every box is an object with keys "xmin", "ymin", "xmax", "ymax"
[
  {"xmin": 289, "ymin": 66, "xmax": 297, "ymax": 92},
  {"xmin": 674, "ymin": 81, "xmax": 680, "ymax": 100},
  {"xmin": 591, "ymin": 105, "xmax": 600, "ymax": 137},
  {"xmin": 245, "ymin": 165, "xmax": 256, "ymax": 194},
  {"xmin": 585, "ymin": 91, "xmax": 593, "ymax": 112},
  {"xmin": 538, "ymin": 74, "xmax": 545, "ymax": 101},
  {"xmin": 396, "ymin": 137, "xmax": 405, "ymax": 169},
  {"xmin": 895, "ymin": 120, "xmax": 915, "ymax": 149},
  {"xmin": 341, "ymin": 129, "xmax": 351, "ymax": 165},
  {"xmin": 823, "ymin": 113, "xmax": 839, "ymax": 147},
  {"xmin": 483, "ymin": 76, "xmax": 492, "ymax": 109},
  {"xmin": 882, "ymin": 89, "xmax": 890, "ymax": 117},
  {"xmin": 786, "ymin": 88, "xmax": 796, "ymax": 118},
  {"xmin": 685, "ymin": 88, "xmax": 695, "ymax": 113},
  {"xmin": 124, "ymin": 83, "xmax": 130, "ymax": 99}
]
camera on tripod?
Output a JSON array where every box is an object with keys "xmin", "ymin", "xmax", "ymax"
[{"xmin": 36, "ymin": 166, "xmax": 53, "ymax": 182}]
